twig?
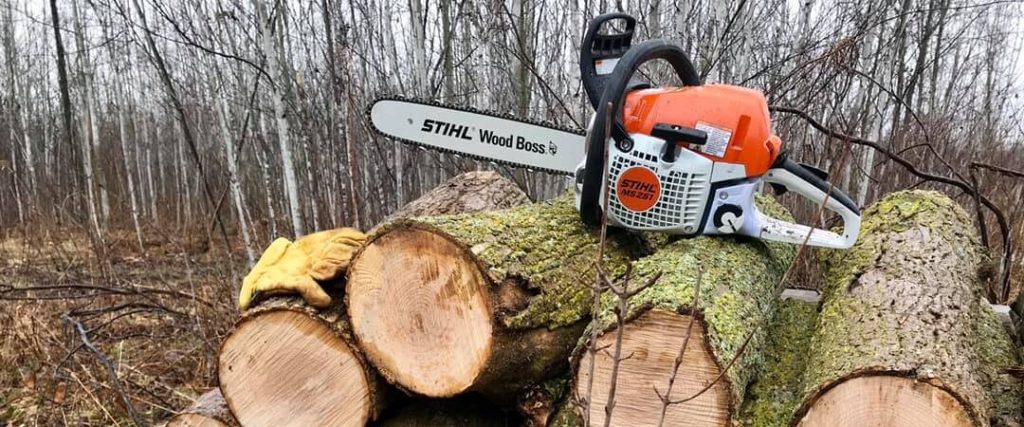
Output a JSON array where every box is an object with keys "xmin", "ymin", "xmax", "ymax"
[
  {"xmin": 581, "ymin": 102, "xmax": 616, "ymax": 427},
  {"xmin": 602, "ymin": 270, "xmax": 660, "ymax": 427},
  {"xmin": 62, "ymin": 314, "xmax": 145, "ymax": 427},
  {"xmin": 655, "ymin": 267, "xmax": 702, "ymax": 426}
]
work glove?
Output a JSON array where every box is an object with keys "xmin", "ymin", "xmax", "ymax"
[{"xmin": 238, "ymin": 228, "xmax": 367, "ymax": 310}]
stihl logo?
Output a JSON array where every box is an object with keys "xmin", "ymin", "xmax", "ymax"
[
  {"xmin": 616, "ymin": 166, "xmax": 661, "ymax": 212},
  {"xmin": 421, "ymin": 119, "xmax": 472, "ymax": 140}
]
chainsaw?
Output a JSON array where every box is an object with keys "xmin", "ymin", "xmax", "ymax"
[{"xmin": 369, "ymin": 13, "xmax": 861, "ymax": 249}]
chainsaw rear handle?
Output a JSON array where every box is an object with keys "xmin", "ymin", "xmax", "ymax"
[
  {"xmin": 579, "ymin": 39, "xmax": 701, "ymax": 226},
  {"xmin": 759, "ymin": 158, "xmax": 862, "ymax": 249},
  {"xmin": 580, "ymin": 13, "xmax": 636, "ymax": 109}
]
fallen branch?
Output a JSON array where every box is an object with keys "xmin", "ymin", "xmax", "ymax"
[{"xmin": 63, "ymin": 314, "xmax": 145, "ymax": 427}]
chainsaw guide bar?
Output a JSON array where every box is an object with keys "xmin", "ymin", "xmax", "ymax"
[{"xmin": 367, "ymin": 96, "xmax": 586, "ymax": 176}]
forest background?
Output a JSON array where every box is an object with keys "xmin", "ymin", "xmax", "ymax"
[{"xmin": 1, "ymin": 0, "xmax": 1023, "ymax": 424}]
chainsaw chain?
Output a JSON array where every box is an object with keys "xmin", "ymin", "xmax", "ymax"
[{"xmin": 365, "ymin": 95, "xmax": 586, "ymax": 176}]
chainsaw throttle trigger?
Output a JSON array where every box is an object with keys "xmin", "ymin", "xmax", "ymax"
[
  {"xmin": 759, "ymin": 158, "xmax": 861, "ymax": 249},
  {"xmin": 651, "ymin": 123, "xmax": 707, "ymax": 162}
]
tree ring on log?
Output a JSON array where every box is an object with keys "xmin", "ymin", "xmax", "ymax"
[
  {"xmin": 348, "ymin": 227, "xmax": 493, "ymax": 396},
  {"xmin": 218, "ymin": 310, "xmax": 372, "ymax": 426},
  {"xmin": 575, "ymin": 309, "xmax": 731, "ymax": 426},
  {"xmin": 796, "ymin": 375, "xmax": 973, "ymax": 426}
]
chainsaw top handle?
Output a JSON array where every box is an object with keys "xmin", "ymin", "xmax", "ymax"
[
  {"xmin": 580, "ymin": 13, "xmax": 636, "ymax": 109},
  {"xmin": 579, "ymin": 39, "xmax": 701, "ymax": 226}
]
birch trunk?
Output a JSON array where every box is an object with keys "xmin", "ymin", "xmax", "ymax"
[
  {"xmin": 117, "ymin": 97, "xmax": 144, "ymax": 252},
  {"xmin": 256, "ymin": 0, "xmax": 304, "ymax": 237},
  {"xmin": 143, "ymin": 118, "xmax": 158, "ymax": 222},
  {"xmin": 256, "ymin": 113, "xmax": 279, "ymax": 239},
  {"xmin": 218, "ymin": 90, "xmax": 255, "ymax": 265}
]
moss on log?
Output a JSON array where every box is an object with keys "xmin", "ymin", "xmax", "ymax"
[
  {"xmin": 793, "ymin": 190, "xmax": 1023, "ymax": 426},
  {"xmin": 737, "ymin": 298, "xmax": 819, "ymax": 427},
  {"xmin": 347, "ymin": 194, "xmax": 654, "ymax": 400},
  {"xmin": 559, "ymin": 195, "xmax": 795, "ymax": 426}
]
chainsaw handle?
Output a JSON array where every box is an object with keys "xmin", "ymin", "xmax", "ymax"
[
  {"xmin": 580, "ymin": 13, "xmax": 637, "ymax": 109},
  {"xmin": 759, "ymin": 158, "xmax": 861, "ymax": 249},
  {"xmin": 579, "ymin": 39, "xmax": 701, "ymax": 226}
]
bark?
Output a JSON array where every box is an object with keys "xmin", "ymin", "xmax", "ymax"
[
  {"xmin": 792, "ymin": 190, "xmax": 1023, "ymax": 426},
  {"xmin": 737, "ymin": 298, "xmax": 820, "ymax": 426},
  {"xmin": 553, "ymin": 195, "xmax": 795, "ymax": 427},
  {"xmin": 163, "ymin": 388, "xmax": 239, "ymax": 427},
  {"xmin": 385, "ymin": 171, "xmax": 529, "ymax": 220},
  {"xmin": 347, "ymin": 194, "xmax": 656, "ymax": 401}
]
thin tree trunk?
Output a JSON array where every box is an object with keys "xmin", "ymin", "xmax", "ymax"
[
  {"xmin": 64, "ymin": 0, "xmax": 102, "ymax": 243},
  {"xmin": 255, "ymin": 0, "xmax": 304, "ymax": 237},
  {"xmin": 117, "ymin": 91, "xmax": 144, "ymax": 253},
  {"xmin": 218, "ymin": 90, "xmax": 255, "ymax": 265}
]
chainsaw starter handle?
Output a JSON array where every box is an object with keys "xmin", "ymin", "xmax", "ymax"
[
  {"xmin": 759, "ymin": 158, "xmax": 862, "ymax": 249},
  {"xmin": 579, "ymin": 39, "xmax": 701, "ymax": 226}
]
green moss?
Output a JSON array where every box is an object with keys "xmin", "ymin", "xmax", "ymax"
[
  {"xmin": 819, "ymin": 190, "xmax": 979, "ymax": 296},
  {"xmin": 971, "ymin": 303, "xmax": 1023, "ymax": 425},
  {"xmin": 586, "ymin": 195, "xmax": 796, "ymax": 409},
  {"xmin": 737, "ymin": 299, "xmax": 819, "ymax": 427}
]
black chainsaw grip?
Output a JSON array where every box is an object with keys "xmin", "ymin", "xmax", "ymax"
[
  {"xmin": 579, "ymin": 39, "xmax": 702, "ymax": 226},
  {"xmin": 580, "ymin": 13, "xmax": 636, "ymax": 109}
]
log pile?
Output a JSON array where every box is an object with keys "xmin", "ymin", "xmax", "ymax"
[{"xmin": 168, "ymin": 171, "xmax": 1022, "ymax": 427}]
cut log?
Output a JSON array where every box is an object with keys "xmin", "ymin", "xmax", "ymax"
[
  {"xmin": 552, "ymin": 195, "xmax": 796, "ymax": 427},
  {"xmin": 385, "ymin": 170, "xmax": 529, "ymax": 220},
  {"xmin": 793, "ymin": 190, "xmax": 1023, "ymax": 426},
  {"xmin": 165, "ymin": 389, "xmax": 239, "ymax": 427},
  {"xmin": 218, "ymin": 296, "xmax": 385, "ymax": 427},
  {"xmin": 347, "ymin": 194, "xmax": 654, "ymax": 401},
  {"xmin": 217, "ymin": 171, "xmax": 529, "ymax": 426}
]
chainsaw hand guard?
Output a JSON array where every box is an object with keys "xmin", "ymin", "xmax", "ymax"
[{"xmin": 758, "ymin": 158, "xmax": 861, "ymax": 249}]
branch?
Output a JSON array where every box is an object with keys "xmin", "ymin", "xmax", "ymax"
[
  {"xmin": 971, "ymin": 162, "xmax": 1024, "ymax": 179},
  {"xmin": 63, "ymin": 314, "xmax": 145, "ymax": 427},
  {"xmin": 771, "ymin": 105, "xmax": 1013, "ymax": 300}
]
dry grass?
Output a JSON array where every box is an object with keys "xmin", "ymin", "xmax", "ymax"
[{"xmin": 0, "ymin": 227, "xmax": 245, "ymax": 426}]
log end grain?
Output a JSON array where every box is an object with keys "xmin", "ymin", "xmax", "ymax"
[
  {"xmin": 575, "ymin": 309, "xmax": 730, "ymax": 427},
  {"xmin": 347, "ymin": 227, "xmax": 493, "ymax": 397},
  {"xmin": 218, "ymin": 310, "xmax": 373, "ymax": 427},
  {"xmin": 797, "ymin": 376, "xmax": 973, "ymax": 427}
]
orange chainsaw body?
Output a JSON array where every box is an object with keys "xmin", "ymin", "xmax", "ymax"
[{"xmin": 621, "ymin": 84, "xmax": 782, "ymax": 177}]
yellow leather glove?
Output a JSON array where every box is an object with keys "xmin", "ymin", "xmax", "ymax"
[{"xmin": 239, "ymin": 228, "xmax": 367, "ymax": 310}]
